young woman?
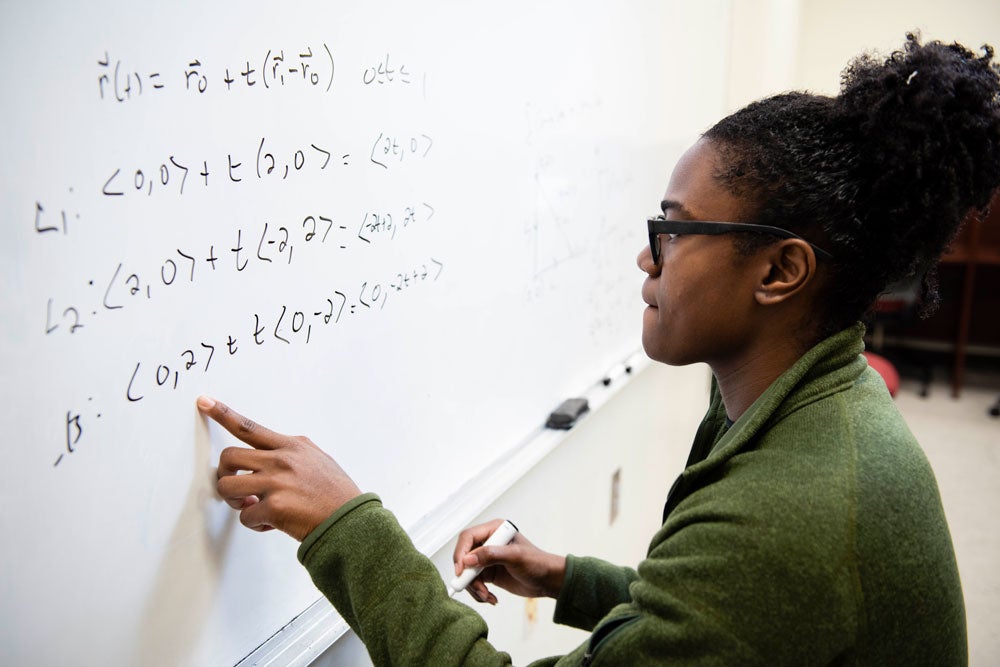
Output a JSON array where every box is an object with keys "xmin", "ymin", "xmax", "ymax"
[{"xmin": 199, "ymin": 35, "xmax": 1000, "ymax": 665}]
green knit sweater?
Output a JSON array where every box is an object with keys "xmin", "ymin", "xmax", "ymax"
[{"xmin": 297, "ymin": 324, "xmax": 966, "ymax": 665}]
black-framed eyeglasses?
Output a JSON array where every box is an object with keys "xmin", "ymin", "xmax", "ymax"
[{"xmin": 647, "ymin": 216, "xmax": 834, "ymax": 265}]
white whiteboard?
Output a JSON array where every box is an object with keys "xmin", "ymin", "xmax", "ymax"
[{"xmin": 0, "ymin": 1, "xmax": 731, "ymax": 665}]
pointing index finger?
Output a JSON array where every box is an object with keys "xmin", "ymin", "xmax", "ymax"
[{"xmin": 197, "ymin": 396, "xmax": 285, "ymax": 450}]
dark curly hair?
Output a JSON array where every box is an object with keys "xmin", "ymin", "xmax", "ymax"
[{"xmin": 703, "ymin": 33, "xmax": 1000, "ymax": 338}]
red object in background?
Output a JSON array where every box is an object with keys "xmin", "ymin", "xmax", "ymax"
[{"xmin": 864, "ymin": 351, "xmax": 901, "ymax": 398}]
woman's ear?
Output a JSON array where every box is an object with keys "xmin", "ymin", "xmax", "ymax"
[{"xmin": 753, "ymin": 239, "xmax": 817, "ymax": 306}]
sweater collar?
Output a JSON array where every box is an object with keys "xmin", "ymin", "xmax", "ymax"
[{"xmin": 687, "ymin": 323, "xmax": 868, "ymax": 477}]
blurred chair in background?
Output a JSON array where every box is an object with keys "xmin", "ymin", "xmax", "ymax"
[{"xmin": 863, "ymin": 350, "xmax": 901, "ymax": 397}]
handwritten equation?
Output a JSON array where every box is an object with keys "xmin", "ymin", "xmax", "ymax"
[
  {"xmin": 42, "ymin": 201, "xmax": 436, "ymax": 339},
  {"xmin": 98, "ymin": 47, "xmax": 418, "ymax": 101},
  {"xmin": 31, "ymin": 131, "xmax": 432, "ymax": 238}
]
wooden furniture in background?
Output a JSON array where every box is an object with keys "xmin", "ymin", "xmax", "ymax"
[{"xmin": 891, "ymin": 190, "xmax": 1000, "ymax": 397}]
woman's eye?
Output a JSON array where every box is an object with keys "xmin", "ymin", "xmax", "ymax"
[{"xmin": 667, "ymin": 233, "xmax": 681, "ymax": 240}]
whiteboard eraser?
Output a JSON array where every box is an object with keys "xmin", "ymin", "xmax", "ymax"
[{"xmin": 545, "ymin": 397, "xmax": 589, "ymax": 429}]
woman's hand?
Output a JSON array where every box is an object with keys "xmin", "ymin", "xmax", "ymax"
[
  {"xmin": 197, "ymin": 396, "xmax": 362, "ymax": 542},
  {"xmin": 452, "ymin": 519, "xmax": 566, "ymax": 605}
]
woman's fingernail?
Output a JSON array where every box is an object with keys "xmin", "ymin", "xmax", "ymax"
[
  {"xmin": 464, "ymin": 553, "xmax": 479, "ymax": 567},
  {"xmin": 197, "ymin": 396, "xmax": 216, "ymax": 411}
]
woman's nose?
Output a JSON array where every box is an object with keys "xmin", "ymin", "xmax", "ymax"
[{"xmin": 637, "ymin": 244, "xmax": 659, "ymax": 276}]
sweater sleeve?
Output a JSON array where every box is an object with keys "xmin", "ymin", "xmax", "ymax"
[
  {"xmin": 553, "ymin": 555, "xmax": 638, "ymax": 630},
  {"xmin": 297, "ymin": 494, "xmax": 518, "ymax": 666}
]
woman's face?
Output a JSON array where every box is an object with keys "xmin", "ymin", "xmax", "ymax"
[{"xmin": 638, "ymin": 139, "xmax": 762, "ymax": 367}]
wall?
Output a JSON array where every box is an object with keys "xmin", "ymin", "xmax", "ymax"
[
  {"xmin": 724, "ymin": 0, "xmax": 1000, "ymax": 110},
  {"xmin": 725, "ymin": 0, "xmax": 802, "ymax": 111}
]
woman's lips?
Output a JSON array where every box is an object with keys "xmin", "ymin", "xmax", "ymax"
[{"xmin": 641, "ymin": 280, "xmax": 658, "ymax": 308}]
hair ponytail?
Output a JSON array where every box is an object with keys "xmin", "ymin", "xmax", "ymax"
[{"xmin": 838, "ymin": 33, "xmax": 1000, "ymax": 279}]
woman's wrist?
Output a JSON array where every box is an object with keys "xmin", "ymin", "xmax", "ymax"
[{"xmin": 545, "ymin": 554, "xmax": 568, "ymax": 599}]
